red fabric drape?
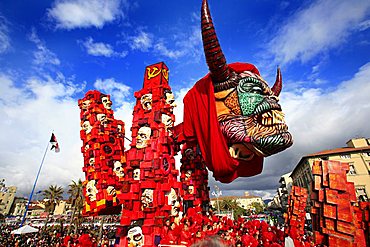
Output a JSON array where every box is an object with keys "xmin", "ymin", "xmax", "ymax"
[{"xmin": 183, "ymin": 62, "xmax": 263, "ymax": 183}]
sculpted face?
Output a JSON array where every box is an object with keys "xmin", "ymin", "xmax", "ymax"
[
  {"xmin": 215, "ymin": 70, "xmax": 292, "ymax": 159},
  {"xmin": 161, "ymin": 114, "xmax": 173, "ymax": 135},
  {"xmin": 96, "ymin": 113, "xmax": 107, "ymax": 125},
  {"xmin": 200, "ymin": 0, "xmax": 292, "ymax": 162},
  {"xmin": 141, "ymin": 189, "xmax": 154, "ymax": 209},
  {"xmin": 101, "ymin": 96, "xmax": 112, "ymax": 110},
  {"xmin": 127, "ymin": 226, "xmax": 144, "ymax": 247},
  {"xmin": 86, "ymin": 180, "xmax": 98, "ymax": 201},
  {"xmin": 133, "ymin": 168, "xmax": 140, "ymax": 181},
  {"xmin": 167, "ymin": 188, "xmax": 180, "ymax": 216},
  {"xmin": 81, "ymin": 100, "xmax": 90, "ymax": 111},
  {"xmin": 82, "ymin": 120, "xmax": 92, "ymax": 134},
  {"xmin": 165, "ymin": 91, "xmax": 176, "ymax": 111},
  {"xmin": 136, "ymin": 126, "xmax": 151, "ymax": 149},
  {"xmin": 113, "ymin": 161, "xmax": 125, "ymax": 178},
  {"xmin": 140, "ymin": 94, "xmax": 152, "ymax": 111}
]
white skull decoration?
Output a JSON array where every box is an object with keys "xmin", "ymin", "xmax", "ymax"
[
  {"xmin": 133, "ymin": 168, "xmax": 140, "ymax": 181},
  {"xmin": 101, "ymin": 96, "xmax": 112, "ymax": 110},
  {"xmin": 113, "ymin": 161, "xmax": 125, "ymax": 178},
  {"xmin": 141, "ymin": 189, "xmax": 154, "ymax": 209},
  {"xmin": 140, "ymin": 94, "xmax": 152, "ymax": 111},
  {"xmin": 161, "ymin": 114, "xmax": 173, "ymax": 135},
  {"xmin": 136, "ymin": 126, "xmax": 151, "ymax": 149},
  {"xmin": 127, "ymin": 226, "xmax": 144, "ymax": 247},
  {"xmin": 82, "ymin": 120, "xmax": 92, "ymax": 134},
  {"xmin": 86, "ymin": 180, "xmax": 99, "ymax": 201}
]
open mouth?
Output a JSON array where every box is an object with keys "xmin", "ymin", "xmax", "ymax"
[
  {"xmin": 228, "ymin": 144, "xmax": 255, "ymax": 161},
  {"xmin": 259, "ymin": 110, "xmax": 285, "ymax": 126}
]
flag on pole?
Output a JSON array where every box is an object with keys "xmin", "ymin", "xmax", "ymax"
[{"xmin": 50, "ymin": 133, "xmax": 60, "ymax": 152}]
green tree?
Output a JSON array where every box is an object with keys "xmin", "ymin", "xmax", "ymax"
[
  {"xmin": 42, "ymin": 185, "xmax": 64, "ymax": 229},
  {"xmin": 219, "ymin": 198, "xmax": 246, "ymax": 219},
  {"xmin": 250, "ymin": 202, "xmax": 265, "ymax": 214},
  {"xmin": 67, "ymin": 179, "xmax": 84, "ymax": 234},
  {"xmin": 43, "ymin": 185, "xmax": 64, "ymax": 215}
]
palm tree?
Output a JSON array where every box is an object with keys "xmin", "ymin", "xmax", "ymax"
[
  {"xmin": 43, "ymin": 185, "xmax": 64, "ymax": 214},
  {"xmin": 42, "ymin": 185, "xmax": 64, "ymax": 228},
  {"xmin": 219, "ymin": 198, "xmax": 245, "ymax": 219},
  {"xmin": 67, "ymin": 179, "xmax": 84, "ymax": 234}
]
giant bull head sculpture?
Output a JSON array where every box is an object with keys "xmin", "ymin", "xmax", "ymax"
[{"xmin": 183, "ymin": 0, "xmax": 293, "ymax": 183}]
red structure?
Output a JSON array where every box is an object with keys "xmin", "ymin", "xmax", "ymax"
[
  {"xmin": 284, "ymin": 186, "xmax": 308, "ymax": 244},
  {"xmin": 78, "ymin": 90, "xmax": 125, "ymax": 215},
  {"xmin": 310, "ymin": 160, "xmax": 366, "ymax": 246},
  {"xmin": 116, "ymin": 62, "xmax": 184, "ymax": 247}
]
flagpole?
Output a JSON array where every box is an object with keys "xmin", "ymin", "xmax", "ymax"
[{"xmin": 20, "ymin": 140, "xmax": 50, "ymax": 227}]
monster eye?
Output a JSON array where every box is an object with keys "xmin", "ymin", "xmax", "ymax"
[{"xmin": 251, "ymin": 86, "xmax": 262, "ymax": 94}]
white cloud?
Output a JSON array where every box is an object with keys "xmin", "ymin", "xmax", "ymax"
[
  {"xmin": 48, "ymin": 0, "xmax": 123, "ymax": 29},
  {"xmin": 125, "ymin": 23, "xmax": 202, "ymax": 60},
  {"xmin": 29, "ymin": 29, "xmax": 60, "ymax": 66},
  {"xmin": 154, "ymin": 42, "xmax": 185, "ymax": 59},
  {"xmin": 0, "ymin": 16, "xmax": 10, "ymax": 54},
  {"xmin": 127, "ymin": 31, "xmax": 153, "ymax": 51},
  {"xmin": 269, "ymin": 0, "xmax": 370, "ymax": 64},
  {"xmin": 358, "ymin": 19, "xmax": 370, "ymax": 31},
  {"xmin": 81, "ymin": 37, "xmax": 128, "ymax": 57},
  {"xmin": 93, "ymin": 78, "xmax": 132, "ymax": 106},
  {"xmin": 0, "ymin": 73, "xmax": 84, "ymax": 196},
  {"xmin": 154, "ymin": 26, "xmax": 202, "ymax": 60}
]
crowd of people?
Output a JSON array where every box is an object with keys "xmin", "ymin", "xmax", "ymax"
[
  {"xmin": 159, "ymin": 208, "xmax": 313, "ymax": 247},
  {"xmin": 0, "ymin": 223, "xmax": 116, "ymax": 247},
  {"xmin": 0, "ymin": 211, "xmax": 314, "ymax": 247}
]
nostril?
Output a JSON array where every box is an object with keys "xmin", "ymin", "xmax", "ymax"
[{"xmin": 270, "ymin": 95, "xmax": 279, "ymax": 102}]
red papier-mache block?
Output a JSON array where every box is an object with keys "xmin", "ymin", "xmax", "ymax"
[
  {"xmin": 325, "ymin": 188, "xmax": 338, "ymax": 204},
  {"xmin": 324, "ymin": 218, "xmax": 335, "ymax": 231},
  {"xmin": 337, "ymin": 200, "xmax": 353, "ymax": 222},
  {"xmin": 314, "ymin": 176, "xmax": 321, "ymax": 191},
  {"xmin": 312, "ymin": 161, "xmax": 322, "ymax": 175},
  {"xmin": 323, "ymin": 203, "xmax": 337, "ymax": 219},
  {"xmin": 326, "ymin": 160, "xmax": 341, "ymax": 174},
  {"xmin": 328, "ymin": 173, "xmax": 347, "ymax": 191},
  {"xmin": 328, "ymin": 235, "xmax": 354, "ymax": 247},
  {"xmin": 337, "ymin": 220, "xmax": 355, "ymax": 236}
]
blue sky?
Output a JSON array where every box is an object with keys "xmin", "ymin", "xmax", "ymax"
[{"xmin": 0, "ymin": 0, "xmax": 370, "ymax": 199}]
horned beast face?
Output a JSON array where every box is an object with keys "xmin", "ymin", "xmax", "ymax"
[{"xmin": 202, "ymin": 0, "xmax": 292, "ymax": 159}]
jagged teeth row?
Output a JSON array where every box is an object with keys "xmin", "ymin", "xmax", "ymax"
[{"xmin": 261, "ymin": 110, "xmax": 285, "ymax": 125}]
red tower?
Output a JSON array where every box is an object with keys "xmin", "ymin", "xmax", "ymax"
[{"xmin": 117, "ymin": 62, "xmax": 183, "ymax": 247}]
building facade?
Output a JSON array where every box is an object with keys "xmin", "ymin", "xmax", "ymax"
[
  {"xmin": 277, "ymin": 172, "xmax": 293, "ymax": 211},
  {"xmin": 0, "ymin": 180, "xmax": 17, "ymax": 216},
  {"xmin": 291, "ymin": 137, "xmax": 370, "ymax": 202},
  {"xmin": 210, "ymin": 192, "xmax": 264, "ymax": 211}
]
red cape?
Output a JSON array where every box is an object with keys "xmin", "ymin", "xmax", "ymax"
[{"xmin": 183, "ymin": 62, "xmax": 263, "ymax": 183}]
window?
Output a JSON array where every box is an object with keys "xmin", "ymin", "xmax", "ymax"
[
  {"xmin": 340, "ymin": 154, "xmax": 351, "ymax": 159},
  {"xmin": 348, "ymin": 163, "xmax": 356, "ymax": 175},
  {"xmin": 355, "ymin": 186, "xmax": 369, "ymax": 202}
]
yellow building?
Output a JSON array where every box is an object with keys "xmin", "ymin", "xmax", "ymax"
[
  {"xmin": 0, "ymin": 182, "xmax": 17, "ymax": 216},
  {"xmin": 210, "ymin": 192, "xmax": 264, "ymax": 211},
  {"xmin": 291, "ymin": 137, "xmax": 370, "ymax": 202}
]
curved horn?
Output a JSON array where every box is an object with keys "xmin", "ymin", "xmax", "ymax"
[
  {"xmin": 272, "ymin": 67, "xmax": 282, "ymax": 96},
  {"xmin": 201, "ymin": 0, "xmax": 230, "ymax": 83}
]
